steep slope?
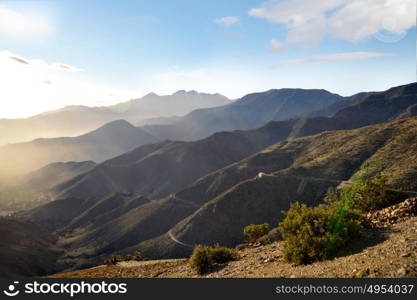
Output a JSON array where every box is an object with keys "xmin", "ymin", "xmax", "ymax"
[
  {"xmin": 49, "ymin": 83, "xmax": 417, "ymax": 204},
  {"xmin": 22, "ymin": 161, "xmax": 97, "ymax": 190},
  {"xmin": 52, "ymin": 214, "xmax": 417, "ymax": 279},
  {"xmin": 144, "ymin": 84, "xmax": 417, "ymax": 142},
  {"xmin": 49, "ymin": 121, "xmax": 294, "ymax": 203},
  {"xmin": 137, "ymin": 116, "xmax": 417, "ymax": 258},
  {"xmin": 0, "ymin": 218, "xmax": 63, "ymax": 278},
  {"xmin": 308, "ymin": 92, "xmax": 377, "ymax": 117},
  {"xmin": 0, "ymin": 120, "xmax": 159, "ymax": 177},
  {"xmin": 31, "ymin": 115, "xmax": 417, "ymax": 270},
  {"xmin": 143, "ymin": 88, "xmax": 344, "ymax": 141},
  {"xmin": 0, "ymin": 91, "xmax": 229, "ymax": 146},
  {"xmin": 25, "ymin": 83, "xmax": 417, "ymax": 268},
  {"xmin": 0, "ymin": 161, "xmax": 96, "ymax": 212}
]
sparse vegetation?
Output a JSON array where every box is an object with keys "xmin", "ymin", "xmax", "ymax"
[
  {"xmin": 279, "ymin": 202, "xmax": 363, "ymax": 265},
  {"xmin": 104, "ymin": 251, "xmax": 142, "ymax": 266},
  {"xmin": 279, "ymin": 175, "xmax": 406, "ymax": 265},
  {"xmin": 325, "ymin": 176, "xmax": 409, "ymax": 212},
  {"xmin": 189, "ymin": 245, "xmax": 239, "ymax": 275},
  {"xmin": 243, "ymin": 223, "xmax": 270, "ymax": 243}
]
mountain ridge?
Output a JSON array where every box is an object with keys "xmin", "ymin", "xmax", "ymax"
[
  {"xmin": 22, "ymin": 83, "xmax": 417, "ymax": 268},
  {"xmin": 0, "ymin": 120, "xmax": 159, "ymax": 177},
  {"xmin": 0, "ymin": 91, "xmax": 230, "ymax": 146}
]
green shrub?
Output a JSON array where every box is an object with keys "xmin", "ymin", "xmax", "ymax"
[
  {"xmin": 325, "ymin": 176, "xmax": 408, "ymax": 212},
  {"xmin": 279, "ymin": 202, "xmax": 363, "ymax": 265},
  {"xmin": 209, "ymin": 246, "xmax": 240, "ymax": 264},
  {"xmin": 278, "ymin": 175, "xmax": 408, "ymax": 265},
  {"xmin": 189, "ymin": 245, "xmax": 239, "ymax": 275},
  {"xmin": 243, "ymin": 223, "xmax": 270, "ymax": 242},
  {"xmin": 189, "ymin": 245, "xmax": 212, "ymax": 275}
]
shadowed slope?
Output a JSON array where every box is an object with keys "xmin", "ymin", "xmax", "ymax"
[{"xmin": 137, "ymin": 116, "xmax": 417, "ymax": 258}]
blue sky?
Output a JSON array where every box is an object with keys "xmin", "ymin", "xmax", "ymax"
[{"xmin": 0, "ymin": 0, "xmax": 415, "ymax": 118}]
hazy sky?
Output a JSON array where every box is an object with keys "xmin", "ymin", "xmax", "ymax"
[{"xmin": 0, "ymin": 0, "xmax": 416, "ymax": 118}]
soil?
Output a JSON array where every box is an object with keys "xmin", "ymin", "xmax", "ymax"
[{"xmin": 50, "ymin": 199, "xmax": 417, "ymax": 278}]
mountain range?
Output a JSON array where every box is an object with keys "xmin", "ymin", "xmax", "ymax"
[
  {"xmin": 141, "ymin": 89, "xmax": 374, "ymax": 141},
  {"xmin": 0, "ymin": 88, "xmax": 378, "ymax": 179},
  {"xmin": 45, "ymin": 83, "xmax": 417, "ymax": 202},
  {"xmin": 0, "ymin": 91, "xmax": 230, "ymax": 146},
  {"xmin": 139, "ymin": 116, "xmax": 417, "ymax": 259},
  {"xmin": 0, "ymin": 120, "xmax": 158, "ymax": 178},
  {"xmin": 20, "ymin": 82, "xmax": 417, "ymax": 270}
]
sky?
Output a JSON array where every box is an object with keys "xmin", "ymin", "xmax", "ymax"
[{"xmin": 0, "ymin": 0, "xmax": 416, "ymax": 118}]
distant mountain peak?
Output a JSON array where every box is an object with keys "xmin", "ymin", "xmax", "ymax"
[
  {"xmin": 99, "ymin": 119, "xmax": 135, "ymax": 129},
  {"xmin": 173, "ymin": 90, "xmax": 199, "ymax": 96},
  {"xmin": 143, "ymin": 92, "xmax": 159, "ymax": 98},
  {"xmin": 173, "ymin": 90, "xmax": 187, "ymax": 95}
]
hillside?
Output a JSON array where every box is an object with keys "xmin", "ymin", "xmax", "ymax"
[
  {"xmin": 0, "ymin": 91, "xmax": 229, "ymax": 146},
  {"xmin": 308, "ymin": 92, "xmax": 377, "ymax": 117},
  {"xmin": 133, "ymin": 116, "xmax": 417, "ymax": 259},
  {"xmin": 47, "ymin": 121, "xmax": 295, "ymax": 204},
  {"xmin": 46, "ymin": 83, "xmax": 417, "ymax": 205},
  {"xmin": 0, "ymin": 218, "xmax": 64, "ymax": 278},
  {"xmin": 143, "ymin": 88, "xmax": 345, "ymax": 141},
  {"xmin": 144, "ymin": 84, "xmax": 416, "ymax": 142},
  {"xmin": 25, "ymin": 116, "xmax": 417, "ymax": 270},
  {"xmin": 51, "ymin": 203, "xmax": 417, "ymax": 278},
  {"xmin": 0, "ymin": 161, "xmax": 96, "ymax": 213},
  {"xmin": 0, "ymin": 120, "xmax": 159, "ymax": 177},
  {"xmin": 19, "ymin": 83, "xmax": 417, "ymax": 270},
  {"xmin": 22, "ymin": 161, "xmax": 97, "ymax": 190}
]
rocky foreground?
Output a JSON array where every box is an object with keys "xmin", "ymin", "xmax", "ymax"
[{"xmin": 51, "ymin": 198, "xmax": 417, "ymax": 278}]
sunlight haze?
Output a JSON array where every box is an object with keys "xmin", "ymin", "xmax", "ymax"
[{"xmin": 0, "ymin": 0, "xmax": 415, "ymax": 118}]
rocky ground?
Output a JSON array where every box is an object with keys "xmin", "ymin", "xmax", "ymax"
[{"xmin": 51, "ymin": 198, "xmax": 417, "ymax": 278}]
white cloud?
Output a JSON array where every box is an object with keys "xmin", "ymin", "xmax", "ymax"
[
  {"xmin": 51, "ymin": 63, "xmax": 84, "ymax": 73},
  {"xmin": 280, "ymin": 52, "xmax": 392, "ymax": 67},
  {"xmin": 0, "ymin": 5, "xmax": 52, "ymax": 37},
  {"xmin": 8, "ymin": 56, "xmax": 30, "ymax": 65},
  {"xmin": 250, "ymin": 0, "xmax": 416, "ymax": 47},
  {"xmin": 0, "ymin": 51, "xmax": 131, "ymax": 118},
  {"xmin": 270, "ymin": 39, "xmax": 285, "ymax": 53},
  {"xmin": 327, "ymin": 0, "xmax": 415, "ymax": 42},
  {"xmin": 3, "ymin": 51, "xmax": 84, "ymax": 73},
  {"xmin": 215, "ymin": 16, "xmax": 240, "ymax": 26}
]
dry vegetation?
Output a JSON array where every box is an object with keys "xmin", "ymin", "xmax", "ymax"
[{"xmin": 51, "ymin": 198, "xmax": 417, "ymax": 278}]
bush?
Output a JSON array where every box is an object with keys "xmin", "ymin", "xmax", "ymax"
[
  {"xmin": 103, "ymin": 251, "xmax": 142, "ymax": 266},
  {"xmin": 279, "ymin": 202, "xmax": 363, "ymax": 265},
  {"xmin": 189, "ymin": 245, "xmax": 239, "ymax": 275},
  {"xmin": 189, "ymin": 245, "xmax": 212, "ymax": 275},
  {"xmin": 278, "ymin": 175, "xmax": 407, "ymax": 265},
  {"xmin": 325, "ymin": 176, "xmax": 408, "ymax": 212},
  {"xmin": 243, "ymin": 223, "xmax": 270, "ymax": 242}
]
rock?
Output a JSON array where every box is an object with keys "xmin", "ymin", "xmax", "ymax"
[
  {"xmin": 235, "ymin": 244, "xmax": 247, "ymax": 251},
  {"xmin": 366, "ymin": 198, "xmax": 417, "ymax": 227},
  {"xmin": 356, "ymin": 268, "xmax": 370, "ymax": 278},
  {"xmin": 397, "ymin": 267, "xmax": 408, "ymax": 276}
]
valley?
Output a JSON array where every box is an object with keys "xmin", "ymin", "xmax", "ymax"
[{"xmin": 1, "ymin": 82, "xmax": 416, "ymax": 278}]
